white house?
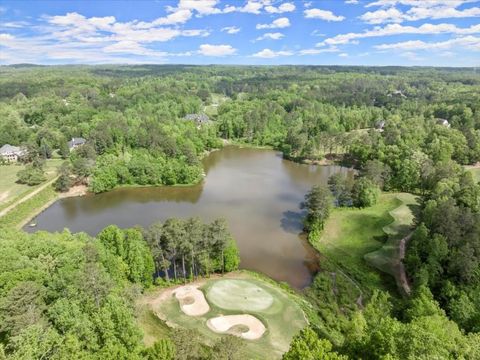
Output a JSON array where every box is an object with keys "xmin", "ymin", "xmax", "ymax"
[
  {"xmin": 436, "ymin": 118, "xmax": 451, "ymax": 128},
  {"xmin": 0, "ymin": 144, "xmax": 26, "ymax": 162}
]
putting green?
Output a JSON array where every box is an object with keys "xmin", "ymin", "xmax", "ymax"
[
  {"xmin": 206, "ymin": 279, "xmax": 274, "ymax": 311},
  {"xmin": 141, "ymin": 273, "xmax": 308, "ymax": 358}
]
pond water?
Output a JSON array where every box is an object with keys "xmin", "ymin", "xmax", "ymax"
[{"xmin": 27, "ymin": 146, "xmax": 353, "ymax": 288}]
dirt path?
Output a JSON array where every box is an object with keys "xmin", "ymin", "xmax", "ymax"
[
  {"xmin": 0, "ymin": 191, "xmax": 10, "ymax": 204},
  {"xmin": 0, "ymin": 176, "xmax": 59, "ymax": 218},
  {"xmin": 397, "ymin": 232, "xmax": 413, "ymax": 296}
]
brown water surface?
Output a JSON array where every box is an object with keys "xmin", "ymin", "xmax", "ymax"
[{"xmin": 27, "ymin": 146, "xmax": 353, "ymax": 288}]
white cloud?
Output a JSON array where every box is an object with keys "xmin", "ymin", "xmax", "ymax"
[
  {"xmin": 339, "ymin": 52, "xmax": 349, "ymax": 57},
  {"xmin": 365, "ymin": 1, "xmax": 473, "ymax": 8},
  {"xmin": 256, "ymin": 32, "xmax": 284, "ymax": 41},
  {"xmin": 0, "ymin": 21, "xmax": 29, "ymax": 28},
  {"xmin": 252, "ymin": 48, "xmax": 293, "ymax": 58},
  {"xmin": 198, "ymin": 43, "xmax": 237, "ymax": 56},
  {"xmin": 152, "ymin": 9, "xmax": 193, "ymax": 26},
  {"xmin": 0, "ymin": 10, "xmax": 214, "ymax": 64},
  {"xmin": 399, "ymin": 51, "xmax": 425, "ymax": 61},
  {"xmin": 360, "ymin": 1, "xmax": 480, "ymax": 24},
  {"xmin": 304, "ymin": 8, "xmax": 345, "ymax": 21},
  {"xmin": 320, "ymin": 23, "xmax": 480, "ymax": 46},
  {"xmin": 311, "ymin": 29, "xmax": 326, "ymax": 37},
  {"xmin": 0, "ymin": 33, "xmax": 14, "ymax": 42},
  {"xmin": 345, "ymin": 0, "xmax": 359, "ymax": 4},
  {"xmin": 299, "ymin": 47, "xmax": 340, "ymax": 55},
  {"xmin": 44, "ymin": 12, "xmax": 210, "ymax": 44},
  {"xmin": 182, "ymin": 29, "xmax": 210, "ymax": 37},
  {"xmin": 168, "ymin": 0, "xmax": 222, "ymax": 15},
  {"xmin": 256, "ymin": 17, "xmax": 291, "ymax": 29},
  {"xmin": 224, "ymin": 0, "xmax": 273, "ymax": 14},
  {"xmin": 221, "ymin": 26, "xmax": 240, "ymax": 34},
  {"xmin": 237, "ymin": 0, "xmax": 264, "ymax": 14},
  {"xmin": 265, "ymin": 2, "xmax": 296, "ymax": 13},
  {"xmin": 375, "ymin": 35, "xmax": 480, "ymax": 51},
  {"xmin": 103, "ymin": 40, "xmax": 165, "ymax": 56},
  {"xmin": 360, "ymin": 7, "xmax": 404, "ymax": 24}
]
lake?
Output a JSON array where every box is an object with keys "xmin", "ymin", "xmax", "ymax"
[{"xmin": 27, "ymin": 146, "xmax": 353, "ymax": 288}]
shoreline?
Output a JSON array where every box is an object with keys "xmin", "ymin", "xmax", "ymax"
[
  {"xmin": 19, "ymin": 184, "xmax": 88, "ymax": 229},
  {"xmin": 16, "ymin": 146, "xmax": 352, "ymax": 230}
]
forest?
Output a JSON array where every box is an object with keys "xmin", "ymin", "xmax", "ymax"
[{"xmin": 0, "ymin": 65, "xmax": 479, "ymax": 359}]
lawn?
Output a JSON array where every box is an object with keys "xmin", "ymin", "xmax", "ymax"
[
  {"xmin": 137, "ymin": 272, "xmax": 307, "ymax": 359},
  {"xmin": 0, "ymin": 158, "xmax": 63, "ymax": 211},
  {"xmin": 0, "ymin": 185, "xmax": 57, "ymax": 229},
  {"xmin": 204, "ymin": 93, "xmax": 229, "ymax": 117},
  {"xmin": 364, "ymin": 193, "xmax": 419, "ymax": 295},
  {"xmin": 311, "ymin": 193, "xmax": 418, "ymax": 294}
]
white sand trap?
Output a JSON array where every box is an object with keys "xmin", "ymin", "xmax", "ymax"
[
  {"xmin": 207, "ymin": 314, "xmax": 266, "ymax": 340},
  {"xmin": 173, "ymin": 285, "xmax": 210, "ymax": 316}
]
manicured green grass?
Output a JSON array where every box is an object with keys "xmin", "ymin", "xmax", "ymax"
[
  {"xmin": 364, "ymin": 193, "xmax": 418, "ymax": 280},
  {"xmin": 0, "ymin": 185, "xmax": 57, "ymax": 229},
  {"xmin": 0, "ymin": 159, "xmax": 63, "ymax": 211},
  {"xmin": 139, "ymin": 273, "xmax": 307, "ymax": 359},
  {"xmin": 311, "ymin": 193, "xmax": 418, "ymax": 294}
]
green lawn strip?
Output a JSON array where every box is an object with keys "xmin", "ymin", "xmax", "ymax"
[
  {"xmin": 136, "ymin": 304, "xmax": 172, "ymax": 347},
  {"xmin": 0, "ymin": 159, "xmax": 63, "ymax": 211},
  {"xmin": 364, "ymin": 193, "xmax": 418, "ymax": 277},
  {"xmin": 139, "ymin": 272, "xmax": 307, "ymax": 359},
  {"xmin": 0, "ymin": 184, "xmax": 58, "ymax": 229},
  {"xmin": 311, "ymin": 193, "xmax": 407, "ymax": 294}
]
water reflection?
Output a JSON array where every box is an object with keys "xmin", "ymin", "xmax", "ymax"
[{"xmin": 28, "ymin": 146, "xmax": 352, "ymax": 289}]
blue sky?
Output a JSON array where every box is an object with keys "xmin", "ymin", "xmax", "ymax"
[{"xmin": 0, "ymin": 0, "xmax": 479, "ymax": 66}]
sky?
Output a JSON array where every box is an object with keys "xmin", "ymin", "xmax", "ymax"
[{"xmin": 0, "ymin": 0, "xmax": 479, "ymax": 66}]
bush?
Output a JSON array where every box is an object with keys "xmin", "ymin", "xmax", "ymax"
[
  {"xmin": 16, "ymin": 165, "xmax": 46, "ymax": 186},
  {"xmin": 352, "ymin": 177, "xmax": 380, "ymax": 208}
]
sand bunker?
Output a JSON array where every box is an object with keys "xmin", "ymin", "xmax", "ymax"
[
  {"xmin": 207, "ymin": 314, "xmax": 266, "ymax": 340},
  {"xmin": 173, "ymin": 285, "xmax": 210, "ymax": 316}
]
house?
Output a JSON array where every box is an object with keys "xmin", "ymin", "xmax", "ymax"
[
  {"xmin": 68, "ymin": 137, "xmax": 86, "ymax": 151},
  {"xmin": 0, "ymin": 144, "xmax": 26, "ymax": 162},
  {"xmin": 388, "ymin": 90, "xmax": 407, "ymax": 98},
  {"xmin": 184, "ymin": 113, "xmax": 210, "ymax": 126},
  {"xmin": 375, "ymin": 120, "xmax": 386, "ymax": 131},
  {"xmin": 436, "ymin": 118, "xmax": 451, "ymax": 128}
]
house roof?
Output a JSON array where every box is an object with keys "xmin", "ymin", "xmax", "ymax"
[
  {"xmin": 68, "ymin": 137, "xmax": 86, "ymax": 148},
  {"xmin": 184, "ymin": 113, "xmax": 210, "ymax": 123},
  {"xmin": 375, "ymin": 120, "xmax": 386, "ymax": 129},
  {"xmin": 0, "ymin": 144, "xmax": 22, "ymax": 155}
]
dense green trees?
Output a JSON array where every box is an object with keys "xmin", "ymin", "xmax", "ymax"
[
  {"xmin": 283, "ymin": 327, "xmax": 346, "ymax": 360},
  {"xmin": 351, "ymin": 178, "xmax": 380, "ymax": 208},
  {"xmin": 1, "ymin": 65, "xmax": 479, "ymax": 359},
  {"xmin": 0, "ymin": 219, "xmax": 241, "ymax": 359},
  {"xmin": 90, "ymin": 150, "xmax": 204, "ymax": 193},
  {"xmin": 405, "ymin": 170, "xmax": 480, "ymax": 333},
  {"xmin": 301, "ymin": 185, "xmax": 332, "ymax": 234},
  {"xmin": 0, "ymin": 228, "xmax": 145, "ymax": 359},
  {"xmin": 143, "ymin": 218, "xmax": 240, "ymax": 281}
]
